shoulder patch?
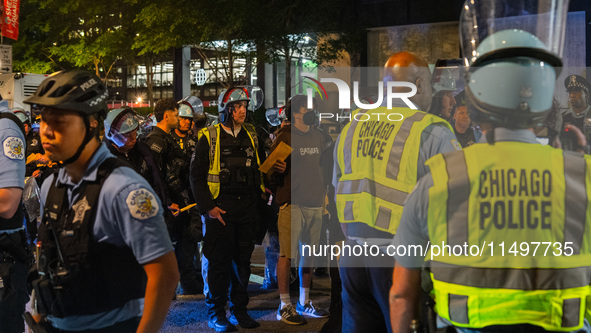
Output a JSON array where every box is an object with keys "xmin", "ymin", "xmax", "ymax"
[
  {"xmin": 3, "ymin": 136, "xmax": 24, "ymax": 160},
  {"xmin": 150, "ymin": 143, "xmax": 163, "ymax": 153},
  {"xmin": 126, "ymin": 188, "xmax": 160, "ymax": 220},
  {"xmin": 451, "ymin": 139, "xmax": 462, "ymax": 151}
]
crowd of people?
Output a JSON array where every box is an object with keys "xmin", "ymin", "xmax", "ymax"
[{"xmin": 0, "ymin": 0, "xmax": 590, "ymax": 333}]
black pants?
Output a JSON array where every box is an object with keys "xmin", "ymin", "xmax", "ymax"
[
  {"xmin": 0, "ymin": 231, "xmax": 31, "ymax": 333},
  {"xmin": 202, "ymin": 194, "xmax": 256, "ymax": 319},
  {"xmin": 173, "ymin": 209, "xmax": 203, "ymax": 293},
  {"xmin": 339, "ymin": 239, "xmax": 394, "ymax": 333},
  {"xmin": 0, "ymin": 260, "xmax": 29, "ymax": 333}
]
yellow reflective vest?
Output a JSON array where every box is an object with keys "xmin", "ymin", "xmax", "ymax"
[
  {"xmin": 336, "ymin": 107, "xmax": 452, "ymax": 235},
  {"xmin": 199, "ymin": 123, "xmax": 265, "ymax": 199},
  {"xmin": 426, "ymin": 142, "xmax": 591, "ymax": 331}
]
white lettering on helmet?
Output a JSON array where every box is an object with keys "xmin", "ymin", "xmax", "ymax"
[
  {"xmin": 88, "ymin": 90, "xmax": 109, "ymax": 107},
  {"xmin": 80, "ymin": 78, "xmax": 97, "ymax": 92}
]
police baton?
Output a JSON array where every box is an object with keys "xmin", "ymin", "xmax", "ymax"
[
  {"xmin": 23, "ymin": 312, "xmax": 48, "ymax": 333},
  {"xmin": 179, "ymin": 203, "xmax": 197, "ymax": 213}
]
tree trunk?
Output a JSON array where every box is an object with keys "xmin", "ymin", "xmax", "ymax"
[
  {"xmin": 227, "ymin": 39, "xmax": 234, "ymax": 87},
  {"xmin": 94, "ymin": 59, "xmax": 101, "ymax": 80},
  {"xmin": 256, "ymin": 39, "xmax": 266, "ymax": 95},
  {"xmin": 284, "ymin": 44, "xmax": 291, "ymax": 102},
  {"xmin": 145, "ymin": 54, "xmax": 154, "ymax": 103}
]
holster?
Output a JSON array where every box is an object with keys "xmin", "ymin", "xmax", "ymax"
[
  {"xmin": 0, "ymin": 231, "xmax": 30, "ymax": 264},
  {"xmin": 0, "ymin": 230, "xmax": 32, "ymax": 301},
  {"xmin": 0, "ymin": 258, "xmax": 15, "ymax": 301}
]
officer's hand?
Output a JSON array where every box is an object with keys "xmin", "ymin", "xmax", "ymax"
[
  {"xmin": 273, "ymin": 160, "xmax": 287, "ymax": 174},
  {"xmin": 37, "ymin": 154, "xmax": 50, "ymax": 165},
  {"xmin": 208, "ymin": 207, "xmax": 227, "ymax": 226},
  {"xmin": 553, "ymin": 124, "xmax": 587, "ymax": 153},
  {"xmin": 168, "ymin": 203, "xmax": 180, "ymax": 217}
]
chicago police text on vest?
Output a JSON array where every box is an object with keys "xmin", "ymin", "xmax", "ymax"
[
  {"xmin": 479, "ymin": 168, "xmax": 552, "ymax": 230},
  {"xmin": 353, "ymin": 115, "xmax": 402, "ymax": 160}
]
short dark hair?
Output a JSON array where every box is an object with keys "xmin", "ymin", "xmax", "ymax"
[
  {"xmin": 287, "ymin": 95, "xmax": 311, "ymax": 121},
  {"xmin": 428, "ymin": 90, "xmax": 454, "ymax": 120},
  {"xmin": 154, "ymin": 98, "xmax": 179, "ymax": 122}
]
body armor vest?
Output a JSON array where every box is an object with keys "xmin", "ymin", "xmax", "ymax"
[
  {"xmin": 218, "ymin": 129, "xmax": 259, "ymax": 194},
  {"xmin": 34, "ymin": 158, "xmax": 147, "ymax": 317}
]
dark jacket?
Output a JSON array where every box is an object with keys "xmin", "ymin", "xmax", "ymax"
[
  {"xmin": 105, "ymin": 139, "xmax": 169, "ymax": 206},
  {"xmin": 143, "ymin": 126, "xmax": 188, "ymax": 205}
]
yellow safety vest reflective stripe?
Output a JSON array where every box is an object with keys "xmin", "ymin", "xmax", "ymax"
[
  {"xmin": 426, "ymin": 142, "xmax": 591, "ymax": 331},
  {"xmin": 199, "ymin": 123, "xmax": 265, "ymax": 199},
  {"xmin": 336, "ymin": 107, "xmax": 452, "ymax": 234}
]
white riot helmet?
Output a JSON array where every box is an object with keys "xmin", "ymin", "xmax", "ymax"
[
  {"xmin": 460, "ymin": 0, "xmax": 568, "ymax": 128},
  {"xmin": 431, "ymin": 59, "xmax": 464, "ymax": 96},
  {"xmin": 11, "ymin": 108, "xmax": 29, "ymax": 124},
  {"xmin": 178, "ymin": 95, "xmax": 204, "ymax": 118},
  {"xmin": 104, "ymin": 108, "xmax": 140, "ymax": 148},
  {"xmin": 265, "ymin": 107, "xmax": 287, "ymax": 127},
  {"xmin": 217, "ymin": 86, "xmax": 264, "ymax": 124}
]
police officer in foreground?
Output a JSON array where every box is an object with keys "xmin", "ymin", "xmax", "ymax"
[
  {"xmin": 390, "ymin": 1, "xmax": 591, "ymax": 332},
  {"xmin": 0, "ymin": 98, "xmax": 30, "ymax": 333},
  {"xmin": 333, "ymin": 52, "xmax": 460, "ymax": 333},
  {"xmin": 24, "ymin": 70, "xmax": 179, "ymax": 332},
  {"xmin": 191, "ymin": 86, "xmax": 265, "ymax": 332}
]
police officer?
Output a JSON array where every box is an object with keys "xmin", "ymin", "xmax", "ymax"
[
  {"xmin": 169, "ymin": 96, "xmax": 204, "ymax": 296},
  {"xmin": 0, "ymin": 100, "xmax": 29, "ymax": 333},
  {"xmin": 172, "ymin": 96, "xmax": 201, "ymax": 151},
  {"xmin": 428, "ymin": 66, "xmax": 458, "ymax": 122},
  {"xmin": 143, "ymin": 99, "xmax": 185, "ymax": 224},
  {"xmin": 103, "ymin": 107, "xmax": 168, "ymax": 207},
  {"xmin": 390, "ymin": 1, "xmax": 591, "ymax": 332},
  {"xmin": 24, "ymin": 70, "xmax": 179, "ymax": 332},
  {"xmin": 190, "ymin": 86, "xmax": 265, "ymax": 332},
  {"xmin": 333, "ymin": 51, "xmax": 460, "ymax": 333},
  {"xmin": 12, "ymin": 108, "xmax": 51, "ymax": 180},
  {"xmin": 555, "ymin": 75, "xmax": 591, "ymax": 138}
]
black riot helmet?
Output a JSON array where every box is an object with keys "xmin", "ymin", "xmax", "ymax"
[
  {"xmin": 24, "ymin": 70, "xmax": 109, "ymax": 117},
  {"xmin": 24, "ymin": 70, "xmax": 109, "ymax": 165}
]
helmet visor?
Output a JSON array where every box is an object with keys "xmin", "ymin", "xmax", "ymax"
[
  {"xmin": 179, "ymin": 96, "xmax": 204, "ymax": 116},
  {"xmin": 110, "ymin": 129, "xmax": 138, "ymax": 148},
  {"xmin": 265, "ymin": 108, "xmax": 282, "ymax": 126},
  {"xmin": 460, "ymin": 0, "xmax": 569, "ymax": 66},
  {"xmin": 243, "ymin": 85, "xmax": 264, "ymax": 110}
]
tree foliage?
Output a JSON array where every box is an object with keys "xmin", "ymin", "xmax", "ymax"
[{"xmin": 13, "ymin": 0, "xmax": 358, "ymax": 100}]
